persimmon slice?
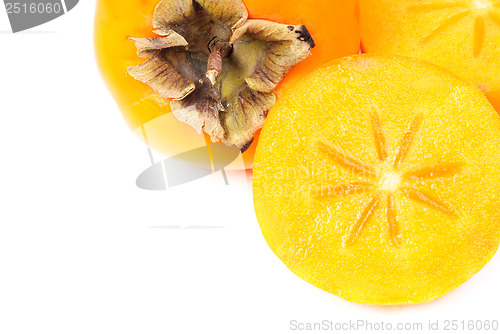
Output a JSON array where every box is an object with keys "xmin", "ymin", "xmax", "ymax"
[
  {"xmin": 253, "ymin": 55, "xmax": 500, "ymax": 304},
  {"xmin": 359, "ymin": 0, "xmax": 500, "ymax": 111}
]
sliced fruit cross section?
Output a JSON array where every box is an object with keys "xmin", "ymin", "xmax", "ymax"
[
  {"xmin": 253, "ymin": 55, "xmax": 500, "ymax": 304},
  {"xmin": 315, "ymin": 110, "xmax": 462, "ymax": 248},
  {"xmin": 359, "ymin": 0, "xmax": 500, "ymax": 111}
]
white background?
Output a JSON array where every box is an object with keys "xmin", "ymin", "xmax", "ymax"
[{"xmin": 0, "ymin": 1, "xmax": 499, "ymax": 333}]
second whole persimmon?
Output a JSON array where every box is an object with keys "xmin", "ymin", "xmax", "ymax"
[{"xmin": 94, "ymin": 0, "xmax": 360, "ymax": 169}]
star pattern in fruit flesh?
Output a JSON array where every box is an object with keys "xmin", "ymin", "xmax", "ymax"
[
  {"xmin": 315, "ymin": 108, "xmax": 463, "ymax": 247},
  {"xmin": 407, "ymin": 0, "xmax": 500, "ymax": 57}
]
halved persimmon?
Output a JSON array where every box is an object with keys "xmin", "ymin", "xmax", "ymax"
[
  {"xmin": 359, "ymin": 0, "xmax": 500, "ymax": 112},
  {"xmin": 253, "ymin": 54, "xmax": 500, "ymax": 304}
]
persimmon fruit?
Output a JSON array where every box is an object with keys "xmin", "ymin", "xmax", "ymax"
[
  {"xmin": 253, "ymin": 54, "xmax": 500, "ymax": 304},
  {"xmin": 359, "ymin": 0, "xmax": 500, "ymax": 112},
  {"xmin": 94, "ymin": 0, "xmax": 360, "ymax": 168}
]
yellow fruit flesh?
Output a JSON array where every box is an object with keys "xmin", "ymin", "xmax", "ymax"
[
  {"xmin": 359, "ymin": 0, "xmax": 500, "ymax": 111},
  {"xmin": 253, "ymin": 55, "xmax": 500, "ymax": 304}
]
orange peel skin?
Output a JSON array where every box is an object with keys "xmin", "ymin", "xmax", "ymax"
[
  {"xmin": 359, "ymin": 0, "xmax": 500, "ymax": 112},
  {"xmin": 253, "ymin": 54, "xmax": 500, "ymax": 305},
  {"xmin": 94, "ymin": 0, "xmax": 360, "ymax": 168}
]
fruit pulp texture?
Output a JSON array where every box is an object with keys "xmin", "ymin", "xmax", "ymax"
[
  {"xmin": 253, "ymin": 54, "xmax": 500, "ymax": 304},
  {"xmin": 359, "ymin": 0, "xmax": 500, "ymax": 111}
]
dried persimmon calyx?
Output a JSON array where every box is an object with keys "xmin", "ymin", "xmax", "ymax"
[{"xmin": 127, "ymin": 0, "xmax": 315, "ymax": 152}]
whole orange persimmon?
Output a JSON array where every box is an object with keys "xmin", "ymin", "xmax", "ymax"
[{"xmin": 94, "ymin": 0, "xmax": 360, "ymax": 168}]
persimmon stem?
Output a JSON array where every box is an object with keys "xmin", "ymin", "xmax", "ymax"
[{"xmin": 206, "ymin": 42, "xmax": 231, "ymax": 85}]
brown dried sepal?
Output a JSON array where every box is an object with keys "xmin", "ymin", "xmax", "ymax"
[{"xmin": 127, "ymin": 0, "xmax": 315, "ymax": 152}]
